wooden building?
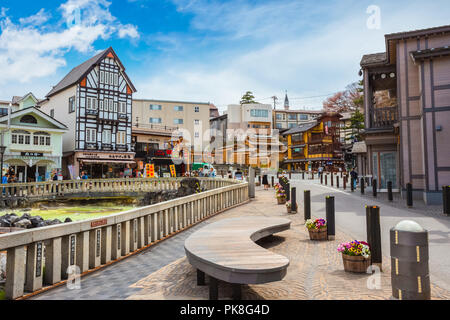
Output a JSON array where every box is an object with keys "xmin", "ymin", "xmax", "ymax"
[
  {"xmin": 360, "ymin": 25, "xmax": 450, "ymax": 203},
  {"xmin": 282, "ymin": 112, "xmax": 344, "ymax": 171},
  {"xmin": 40, "ymin": 47, "xmax": 136, "ymax": 178}
]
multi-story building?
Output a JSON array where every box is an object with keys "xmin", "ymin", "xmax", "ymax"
[
  {"xmin": 360, "ymin": 25, "xmax": 450, "ymax": 203},
  {"xmin": 282, "ymin": 112, "xmax": 344, "ymax": 171},
  {"xmin": 40, "ymin": 47, "xmax": 136, "ymax": 179},
  {"xmin": 0, "ymin": 93, "xmax": 67, "ymax": 182}
]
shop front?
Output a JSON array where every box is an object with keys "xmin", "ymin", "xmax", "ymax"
[
  {"xmin": 72, "ymin": 151, "xmax": 136, "ymax": 179},
  {"xmin": 3, "ymin": 153, "xmax": 61, "ymax": 182}
]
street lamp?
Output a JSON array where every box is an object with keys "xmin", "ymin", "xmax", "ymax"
[{"xmin": 0, "ymin": 145, "xmax": 6, "ymax": 183}]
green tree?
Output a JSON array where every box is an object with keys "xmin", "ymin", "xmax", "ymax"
[
  {"xmin": 344, "ymin": 109, "xmax": 365, "ymax": 143},
  {"xmin": 240, "ymin": 91, "xmax": 258, "ymax": 104}
]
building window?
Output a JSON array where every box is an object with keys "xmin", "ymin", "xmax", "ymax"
[
  {"xmin": 288, "ymin": 123, "xmax": 297, "ymax": 128},
  {"xmin": 276, "ymin": 114, "xmax": 283, "ymax": 120},
  {"xmin": 250, "ymin": 109, "xmax": 269, "ymax": 118},
  {"xmin": 174, "ymin": 106, "xmax": 183, "ymax": 111},
  {"xmin": 34, "ymin": 131, "xmax": 51, "ymax": 146},
  {"xmin": 194, "ymin": 120, "xmax": 200, "ymax": 125},
  {"xmin": 69, "ymin": 96, "xmax": 75, "ymax": 113},
  {"xmin": 150, "ymin": 117, "xmax": 162, "ymax": 124},
  {"xmin": 104, "ymin": 72, "xmax": 109, "ymax": 85},
  {"xmin": 117, "ymin": 131, "xmax": 126, "ymax": 145},
  {"xmin": 288, "ymin": 114, "xmax": 297, "ymax": 121},
  {"xmin": 174, "ymin": 119, "xmax": 183, "ymax": 124},
  {"xmin": 20, "ymin": 115, "xmax": 38, "ymax": 124},
  {"xmin": 86, "ymin": 97, "xmax": 97, "ymax": 110},
  {"xmin": 114, "ymin": 102, "xmax": 118, "ymax": 113},
  {"xmin": 0, "ymin": 108, "xmax": 8, "ymax": 116},
  {"xmin": 194, "ymin": 106, "xmax": 199, "ymax": 112},
  {"xmin": 110, "ymin": 73, "xmax": 114, "ymax": 86},
  {"xmin": 86, "ymin": 128, "xmax": 96, "ymax": 143},
  {"xmin": 109, "ymin": 99, "xmax": 114, "ymax": 112},
  {"xmin": 50, "ymin": 109, "xmax": 55, "ymax": 118},
  {"xmin": 12, "ymin": 130, "xmax": 31, "ymax": 145},
  {"xmin": 150, "ymin": 104, "xmax": 162, "ymax": 110},
  {"xmin": 194, "ymin": 132, "xmax": 199, "ymax": 138},
  {"xmin": 299, "ymin": 114, "xmax": 308, "ymax": 121},
  {"xmin": 100, "ymin": 71, "xmax": 104, "ymax": 84},
  {"xmin": 276, "ymin": 123, "xmax": 283, "ymax": 129},
  {"xmin": 114, "ymin": 74, "xmax": 118, "ymax": 86},
  {"xmin": 119, "ymin": 102, "xmax": 126, "ymax": 114},
  {"xmin": 99, "ymin": 100, "xmax": 103, "ymax": 111},
  {"xmin": 102, "ymin": 130, "xmax": 111, "ymax": 144}
]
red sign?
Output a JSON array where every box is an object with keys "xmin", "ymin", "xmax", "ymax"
[{"xmin": 91, "ymin": 219, "xmax": 107, "ymax": 228}]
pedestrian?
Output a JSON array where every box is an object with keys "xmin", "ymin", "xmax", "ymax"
[
  {"xmin": 262, "ymin": 171, "xmax": 269, "ymax": 190},
  {"xmin": 318, "ymin": 166, "xmax": 323, "ymax": 178},
  {"xmin": 227, "ymin": 170, "xmax": 232, "ymax": 179},
  {"xmin": 350, "ymin": 168, "xmax": 358, "ymax": 189}
]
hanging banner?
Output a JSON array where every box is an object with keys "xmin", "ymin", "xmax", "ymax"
[
  {"xmin": 170, "ymin": 164, "xmax": 176, "ymax": 177},
  {"xmin": 145, "ymin": 164, "xmax": 155, "ymax": 178}
]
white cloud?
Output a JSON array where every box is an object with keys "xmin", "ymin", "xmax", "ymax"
[{"xmin": 0, "ymin": 0, "xmax": 139, "ymax": 87}]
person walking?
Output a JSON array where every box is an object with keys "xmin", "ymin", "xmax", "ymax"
[
  {"xmin": 262, "ymin": 171, "xmax": 269, "ymax": 190},
  {"xmin": 350, "ymin": 168, "xmax": 358, "ymax": 189}
]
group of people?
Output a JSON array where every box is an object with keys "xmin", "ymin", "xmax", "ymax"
[{"xmin": 183, "ymin": 167, "xmax": 217, "ymax": 178}]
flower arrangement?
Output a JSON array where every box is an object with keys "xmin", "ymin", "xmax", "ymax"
[
  {"xmin": 276, "ymin": 189, "xmax": 286, "ymax": 199},
  {"xmin": 337, "ymin": 240, "xmax": 371, "ymax": 259},
  {"xmin": 274, "ymin": 183, "xmax": 283, "ymax": 191},
  {"xmin": 306, "ymin": 219, "xmax": 327, "ymax": 230}
]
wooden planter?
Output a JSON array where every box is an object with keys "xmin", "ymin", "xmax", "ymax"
[
  {"xmin": 342, "ymin": 253, "xmax": 371, "ymax": 273},
  {"xmin": 308, "ymin": 227, "xmax": 327, "ymax": 241},
  {"xmin": 277, "ymin": 197, "xmax": 286, "ymax": 205}
]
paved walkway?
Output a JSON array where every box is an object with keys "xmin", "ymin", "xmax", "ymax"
[{"xmin": 32, "ymin": 184, "xmax": 450, "ymax": 300}]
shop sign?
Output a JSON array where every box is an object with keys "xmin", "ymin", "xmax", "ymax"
[
  {"xmin": 145, "ymin": 163, "xmax": 155, "ymax": 178},
  {"xmin": 170, "ymin": 164, "xmax": 176, "ymax": 177},
  {"xmin": 21, "ymin": 152, "xmax": 43, "ymax": 157},
  {"xmin": 80, "ymin": 152, "xmax": 133, "ymax": 160}
]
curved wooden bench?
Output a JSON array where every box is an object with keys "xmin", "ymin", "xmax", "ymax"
[{"xmin": 184, "ymin": 217, "xmax": 291, "ymax": 299}]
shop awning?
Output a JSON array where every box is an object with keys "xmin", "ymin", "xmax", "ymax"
[{"xmin": 79, "ymin": 159, "xmax": 136, "ymax": 164}]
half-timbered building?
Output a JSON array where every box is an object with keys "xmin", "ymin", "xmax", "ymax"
[{"xmin": 40, "ymin": 47, "xmax": 136, "ymax": 179}]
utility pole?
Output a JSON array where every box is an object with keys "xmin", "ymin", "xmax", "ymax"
[{"xmin": 271, "ymin": 96, "xmax": 278, "ymax": 110}]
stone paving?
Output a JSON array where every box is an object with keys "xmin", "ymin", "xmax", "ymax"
[{"xmin": 32, "ymin": 185, "xmax": 450, "ymax": 300}]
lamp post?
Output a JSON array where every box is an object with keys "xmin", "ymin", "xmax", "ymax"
[{"xmin": 0, "ymin": 145, "xmax": 6, "ymax": 183}]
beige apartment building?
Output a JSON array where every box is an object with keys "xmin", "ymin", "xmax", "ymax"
[{"xmin": 273, "ymin": 93, "xmax": 322, "ymax": 130}]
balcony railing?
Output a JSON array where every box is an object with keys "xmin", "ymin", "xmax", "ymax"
[
  {"xmin": 133, "ymin": 123, "xmax": 179, "ymax": 134},
  {"xmin": 371, "ymin": 106, "xmax": 398, "ymax": 128}
]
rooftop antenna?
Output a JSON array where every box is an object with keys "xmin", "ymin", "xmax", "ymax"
[{"xmin": 271, "ymin": 96, "xmax": 278, "ymax": 110}]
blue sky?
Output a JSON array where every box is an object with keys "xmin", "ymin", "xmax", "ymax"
[{"xmin": 1, "ymin": 0, "xmax": 450, "ymax": 112}]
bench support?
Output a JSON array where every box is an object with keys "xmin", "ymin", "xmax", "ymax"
[
  {"xmin": 209, "ymin": 276, "xmax": 218, "ymax": 300},
  {"xmin": 232, "ymin": 284, "xmax": 242, "ymax": 300},
  {"xmin": 197, "ymin": 269, "xmax": 205, "ymax": 286}
]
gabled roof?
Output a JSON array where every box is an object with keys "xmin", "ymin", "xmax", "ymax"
[
  {"xmin": 360, "ymin": 52, "xmax": 387, "ymax": 67},
  {"xmin": 282, "ymin": 121, "xmax": 318, "ymax": 136},
  {"xmin": 0, "ymin": 106, "xmax": 68, "ymax": 130},
  {"xmin": 410, "ymin": 46, "xmax": 450, "ymax": 63},
  {"xmin": 46, "ymin": 47, "xmax": 136, "ymax": 98}
]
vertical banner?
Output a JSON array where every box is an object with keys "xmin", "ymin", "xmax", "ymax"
[
  {"xmin": 145, "ymin": 164, "xmax": 155, "ymax": 178},
  {"xmin": 170, "ymin": 164, "xmax": 176, "ymax": 177}
]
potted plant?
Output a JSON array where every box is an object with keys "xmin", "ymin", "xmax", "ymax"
[
  {"xmin": 286, "ymin": 201, "xmax": 298, "ymax": 214},
  {"xmin": 276, "ymin": 188, "xmax": 287, "ymax": 204},
  {"xmin": 306, "ymin": 219, "xmax": 327, "ymax": 240},
  {"xmin": 337, "ymin": 240, "xmax": 371, "ymax": 273}
]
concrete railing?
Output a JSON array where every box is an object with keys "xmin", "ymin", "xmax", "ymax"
[
  {"xmin": 0, "ymin": 178, "xmax": 249, "ymax": 299},
  {"xmin": 0, "ymin": 177, "xmax": 230, "ymax": 200}
]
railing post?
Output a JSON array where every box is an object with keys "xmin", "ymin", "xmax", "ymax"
[
  {"xmin": 304, "ymin": 190, "xmax": 311, "ymax": 221},
  {"xmin": 326, "ymin": 196, "xmax": 335, "ymax": 240},
  {"xmin": 101, "ymin": 226, "xmax": 112, "ymax": 264},
  {"xmin": 25, "ymin": 241, "xmax": 44, "ymax": 292},
  {"xmin": 111, "ymin": 224, "xmax": 122, "ymax": 260},
  {"xmin": 5, "ymin": 246, "xmax": 26, "ymax": 299},
  {"xmin": 61, "ymin": 234, "xmax": 77, "ymax": 280},
  {"xmin": 366, "ymin": 206, "xmax": 382, "ymax": 270},
  {"xmin": 89, "ymin": 228, "xmax": 102, "ymax": 269},
  {"xmin": 44, "ymin": 237, "xmax": 62, "ymax": 285},
  {"xmin": 76, "ymin": 231, "xmax": 89, "ymax": 273},
  {"xmin": 121, "ymin": 221, "xmax": 130, "ymax": 256}
]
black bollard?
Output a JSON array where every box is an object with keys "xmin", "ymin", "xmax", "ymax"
[
  {"xmin": 390, "ymin": 221, "xmax": 430, "ymax": 300},
  {"xmin": 325, "ymin": 174, "xmax": 328, "ymax": 186},
  {"xmin": 325, "ymin": 196, "xmax": 335, "ymax": 240},
  {"xmin": 351, "ymin": 178, "xmax": 355, "ymax": 192},
  {"xmin": 304, "ymin": 190, "xmax": 311, "ymax": 221},
  {"xmin": 311, "ymin": 172, "xmax": 314, "ymax": 180},
  {"xmin": 286, "ymin": 182, "xmax": 290, "ymax": 201},
  {"xmin": 289, "ymin": 172, "xmax": 292, "ymax": 179},
  {"xmin": 372, "ymin": 179, "xmax": 377, "ymax": 197},
  {"xmin": 360, "ymin": 177, "xmax": 365, "ymax": 195},
  {"xmin": 291, "ymin": 187, "xmax": 297, "ymax": 213},
  {"xmin": 388, "ymin": 181, "xmax": 393, "ymax": 201},
  {"xmin": 258, "ymin": 175, "xmax": 261, "ymax": 185},
  {"xmin": 271, "ymin": 176, "xmax": 274, "ymax": 188},
  {"xmin": 336, "ymin": 176, "xmax": 339, "ymax": 188},
  {"xmin": 366, "ymin": 206, "xmax": 382, "ymax": 270},
  {"xmin": 331, "ymin": 173, "xmax": 334, "ymax": 187},
  {"xmin": 343, "ymin": 176, "xmax": 346, "ymax": 190},
  {"xmin": 443, "ymin": 186, "xmax": 450, "ymax": 215},
  {"xmin": 302, "ymin": 171, "xmax": 305, "ymax": 180},
  {"xmin": 320, "ymin": 173, "xmax": 323, "ymax": 184},
  {"xmin": 406, "ymin": 183, "xmax": 413, "ymax": 207}
]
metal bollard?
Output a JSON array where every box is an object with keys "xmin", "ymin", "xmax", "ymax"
[
  {"xmin": 271, "ymin": 176, "xmax": 274, "ymax": 188},
  {"xmin": 390, "ymin": 220, "xmax": 430, "ymax": 300},
  {"xmin": 351, "ymin": 178, "xmax": 355, "ymax": 192},
  {"xmin": 320, "ymin": 173, "xmax": 323, "ymax": 184},
  {"xmin": 361, "ymin": 177, "xmax": 365, "ymax": 195},
  {"xmin": 302, "ymin": 171, "xmax": 305, "ymax": 180},
  {"xmin": 372, "ymin": 179, "xmax": 377, "ymax": 197},
  {"xmin": 289, "ymin": 172, "xmax": 292, "ymax": 179},
  {"xmin": 343, "ymin": 176, "xmax": 346, "ymax": 190},
  {"xmin": 387, "ymin": 181, "xmax": 393, "ymax": 201},
  {"xmin": 443, "ymin": 186, "xmax": 450, "ymax": 215},
  {"xmin": 304, "ymin": 190, "xmax": 311, "ymax": 221},
  {"xmin": 336, "ymin": 176, "xmax": 339, "ymax": 188},
  {"xmin": 258, "ymin": 175, "xmax": 261, "ymax": 185},
  {"xmin": 366, "ymin": 206, "xmax": 382, "ymax": 270},
  {"xmin": 291, "ymin": 187, "xmax": 297, "ymax": 214},
  {"xmin": 406, "ymin": 183, "xmax": 413, "ymax": 207},
  {"xmin": 331, "ymin": 173, "xmax": 334, "ymax": 187},
  {"xmin": 325, "ymin": 174, "xmax": 328, "ymax": 186},
  {"xmin": 286, "ymin": 182, "xmax": 290, "ymax": 201},
  {"xmin": 325, "ymin": 196, "xmax": 335, "ymax": 240}
]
